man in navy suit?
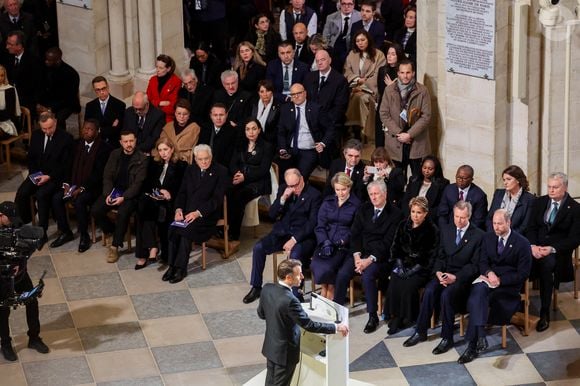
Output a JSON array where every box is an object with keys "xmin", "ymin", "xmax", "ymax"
[
  {"xmin": 324, "ymin": 139, "xmax": 366, "ymax": 200},
  {"xmin": 334, "ymin": 180, "xmax": 404, "ymax": 333},
  {"xmin": 351, "ymin": 1, "xmax": 385, "ymax": 48},
  {"xmin": 277, "ymin": 83, "xmax": 334, "ymax": 179},
  {"xmin": 122, "ymin": 92, "xmax": 165, "ymax": 154},
  {"xmin": 258, "ymin": 259, "xmax": 349, "ymax": 386},
  {"xmin": 404, "ymin": 201, "xmax": 484, "ymax": 354},
  {"xmin": 526, "ymin": 172, "xmax": 580, "ymax": 332},
  {"xmin": 266, "ymin": 41, "xmax": 309, "ymax": 103},
  {"xmin": 458, "ymin": 209, "xmax": 531, "ymax": 364},
  {"xmin": 84, "ymin": 76, "xmax": 126, "ymax": 147},
  {"xmin": 198, "ymin": 103, "xmax": 237, "ymax": 168},
  {"xmin": 438, "ymin": 165, "xmax": 488, "ymax": 230},
  {"xmin": 243, "ymin": 169, "xmax": 322, "ymax": 304}
]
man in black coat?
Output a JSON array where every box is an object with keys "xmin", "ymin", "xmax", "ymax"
[
  {"xmin": 0, "ymin": 0, "xmax": 37, "ymax": 55},
  {"xmin": 243, "ymin": 168, "xmax": 322, "ymax": 304},
  {"xmin": 458, "ymin": 209, "xmax": 531, "ymax": 364},
  {"xmin": 292, "ymin": 22, "xmax": 314, "ymax": 66},
  {"xmin": 122, "ymin": 91, "xmax": 165, "ymax": 154},
  {"xmin": 211, "ymin": 70, "xmax": 252, "ymax": 129},
  {"xmin": 198, "ymin": 103, "xmax": 237, "ymax": 168},
  {"xmin": 403, "ymin": 201, "xmax": 484, "ymax": 354},
  {"xmin": 50, "ymin": 119, "xmax": 111, "ymax": 253},
  {"xmin": 258, "ymin": 259, "xmax": 349, "ymax": 386},
  {"xmin": 266, "ymin": 41, "xmax": 309, "ymax": 104},
  {"xmin": 334, "ymin": 179, "xmax": 404, "ymax": 333},
  {"xmin": 323, "ymin": 139, "xmax": 366, "ymax": 200},
  {"xmin": 5, "ymin": 30, "xmax": 42, "ymax": 114},
  {"xmin": 177, "ymin": 69, "xmax": 212, "ymax": 126},
  {"xmin": 438, "ymin": 165, "xmax": 488, "ymax": 230},
  {"xmin": 14, "ymin": 112, "xmax": 73, "ymax": 241},
  {"xmin": 525, "ymin": 172, "xmax": 580, "ymax": 332},
  {"xmin": 84, "ymin": 76, "xmax": 126, "ymax": 147}
]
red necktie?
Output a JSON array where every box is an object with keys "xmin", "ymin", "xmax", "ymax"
[{"xmin": 346, "ymin": 168, "xmax": 351, "ymax": 177}]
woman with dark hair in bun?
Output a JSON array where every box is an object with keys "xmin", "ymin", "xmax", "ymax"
[{"xmin": 146, "ymin": 54, "xmax": 182, "ymax": 123}]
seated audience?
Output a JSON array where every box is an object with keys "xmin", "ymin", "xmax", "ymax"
[
  {"xmin": 0, "ymin": 0, "xmax": 37, "ymax": 54},
  {"xmin": 244, "ymin": 13, "xmax": 281, "ymax": 63},
  {"xmin": 123, "ymin": 91, "xmax": 165, "ymax": 154},
  {"xmin": 177, "ymin": 69, "xmax": 212, "ymax": 126},
  {"xmin": 311, "ymin": 172, "xmax": 361, "ymax": 300},
  {"xmin": 250, "ymin": 79, "xmax": 280, "ymax": 148},
  {"xmin": 351, "ymin": 1, "xmax": 385, "ymax": 48},
  {"xmin": 324, "ymin": 139, "xmax": 366, "ymax": 200},
  {"xmin": 266, "ymin": 40, "xmax": 309, "ymax": 103},
  {"xmin": 486, "ymin": 165, "xmax": 535, "ymax": 233},
  {"xmin": 279, "ymin": 0, "xmax": 317, "ymax": 42},
  {"xmin": 307, "ymin": 34, "xmax": 331, "ymax": 71},
  {"xmin": 403, "ymin": 201, "xmax": 483, "ymax": 354},
  {"xmin": 164, "ymin": 145, "xmax": 228, "ymax": 283},
  {"xmin": 212, "ymin": 70, "xmax": 252, "ymax": 129},
  {"xmin": 135, "ymin": 138, "xmax": 187, "ymax": 269},
  {"xmin": 15, "ymin": 112, "xmax": 73, "ymax": 242},
  {"xmin": 458, "ymin": 209, "xmax": 531, "ymax": 364},
  {"xmin": 84, "ymin": 76, "xmax": 126, "ymax": 147},
  {"xmin": 438, "ymin": 165, "xmax": 488, "ymax": 230},
  {"xmin": 393, "ymin": 5, "xmax": 416, "ymax": 63},
  {"xmin": 525, "ymin": 172, "xmax": 580, "ymax": 332},
  {"xmin": 387, "ymin": 196, "xmax": 439, "ymax": 335},
  {"xmin": 401, "ymin": 155, "xmax": 449, "ymax": 217},
  {"xmin": 0, "ymin": 64, "xmax": 20, "ymax": 139},
  {"xmin": 155, "ymin": 99, "xmax": 200, "ymax": 164},
  {"xmin": 91, "ymin": 131, "xmax": 148, "ymax": 263},
  {"xmin": 227, "ymin": 119, "xmax": 274, "ymax": 241},
  {"xmin": 362, "ymin": 147, "xmax": 405, "ymax": 206},
  {"xmin": 189, "ymin": 42, "xmax": 226, "ymax": 90},
  {"xmin": 50, "ymin": 119, "xmax": 111, "ymax": 253},
  {"xmin": 334, "ymin": 180, "xmax": 404, "ymax": 333},
  {"xmin": 146, "ymin": 54, "xmax": 181, "ymax": 123},
  {"xmin": 323, "ymin": 0, "xmax": 361, "ymax": 72},
  {"xmin": 199, "ymin": 103, "xmax": 237, "ymax": 168},
  {"xmin": 292, "ymin": 22, "xmax": 314, "ymax": 66},
  {"xmin": 232, "ymin": 41, "xmax": 267, "ymax": 94},
  {"xmin": 243, "ymin": 168, "xmax": 322, "ymax": 304}
]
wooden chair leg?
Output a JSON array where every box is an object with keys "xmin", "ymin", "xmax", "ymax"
[
  {"xmin": 430, "ymin": 313, "xmax": 436, "ymax": 329},
  {"xmin": 501, "ymin": 325, "xmax": 507, "ymax": 349},
  {"xmin": 552, "ymin": 289, "xmax": 558, "ymax": 311},
  {"xmin": 91, "ymin": 218, "xmax": 96, "ymax": 243},
  {"xmin": 460, "ymin": 314, "xmax": 465, "ymax": 337},
  {"xmin": 201, "ymin": 242, "xmax": 207, "ymax": 270},
  {"xmin": 523, "ymin": 280, "xmax": 530, "ymax": 336},
  {"xmin": 349, "ymin": 279, "xmax": 354, "ymax": 307},
  {"xmin": 378, "ymin": 290, "xmax": 383, "ymax": 316},
  {"xmin": 272, "ymin": 253, "xmax": 278, "ymax": 282}
]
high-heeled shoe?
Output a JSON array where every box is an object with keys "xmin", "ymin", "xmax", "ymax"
[{"xmin": 135, "ymin": 259, "xmax": 148, "ymax": 270}]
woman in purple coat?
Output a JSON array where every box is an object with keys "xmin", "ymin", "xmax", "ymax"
[{"xmin": 311, "ymin": 172, "xmax": 361, "ymax": 300}]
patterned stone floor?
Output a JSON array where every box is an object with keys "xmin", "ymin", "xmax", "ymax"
[{"xmin": 0, "ymin": 163, "xmax": 579, "ymax": 386}]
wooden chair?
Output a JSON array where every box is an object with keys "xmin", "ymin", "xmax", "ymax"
[
  {"xmin": 552, "ymin": 246, "xmax": 580, "ymax": 309},
  {"xmin": 349, "ymin": 277, "xmax": 384, "ymax": 316},
  {"xmin": 0, "ymin": 106, "xmax": 32, "ymax": 168},
  {"xmin": 201, "ymin": 196, "xmax": 230, "ymax": 269},
  {"xmin": 271, "ymin": 250, "xmax": 288, "ymax": 281},
  {"xmin": 241, "ymin": 196, "xmax": 261, "ymax": 238}
]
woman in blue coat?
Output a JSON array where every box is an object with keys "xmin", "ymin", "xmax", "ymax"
[
  {"xmin": 311, "ymin": 172, "xmax": 361, "ymax": 300},
  {"xmin": 486, "ymin": 165, "xmax": 535, "ymax": 234}
]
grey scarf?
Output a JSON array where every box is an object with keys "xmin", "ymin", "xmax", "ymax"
[{"xmin": 397, "ymin": 78, "xmax": 416, "ymax": 105}]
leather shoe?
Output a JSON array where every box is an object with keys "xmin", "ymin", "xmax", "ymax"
[
  {"xmin": 536, "ymin": 316, "xmax": 550, "ymax": 332},
  {"xmin": 457, "ymin": 344, "xmax": 478, "ymax": 364},
  {"xmin": 49, "ymin": 231, "xmax": 73, "ymax": 248},
  {"xmin": 243, "ymin": 287, "xmax": 261, "ymax": 304},
  {"xmin": 134, "ymin": 260, "xmax": 148, "ymax": 270},
  {"xmin": 169, "ymin": 268, "xmax": 186, "ymax": 284},
  {"xmin": 1, "ymin": 344, "xmax": 17, "ymax": 361},
  {"xmin": 387, "ymin": 317, "xmax": 401, "ymax": 335},
  {"xmin": 78, "ymin": 234, "xmax": 91, "ymax": 253},
  {"xmin": 476, "ymin": 337, "xmax": 488, "ymax": 353},
  {"xmin": 363, "ymin": 314, "xmax": 379, "ymax": 334},
  {"xmin": 432, "ymin": 338, "xmax": 454, "ymax": 355},
  {"xmin": 162, "ymin": 267, "xmax": 176, "ymax": 281},
  {"xmin": 403, "ymin": 331, "xmax": 427, "ymax": 347},
  {"xmin": 28, "ymin": 338, "xmax": 49, "ymax": 354}
]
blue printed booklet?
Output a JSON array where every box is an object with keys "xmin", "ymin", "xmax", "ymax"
[
  {"xmin": 171, "ymin": 220, "xmax": 189, "ymax": 228},
  {"xmin": 29, "ymin": 172, "xmax": 44, "ymax": 185},
  {"xmin": 110, "ymin": 187, "xmax": 124, "ymax": 200},
  {"xmin": 62, "ymin": 185, "xmax": 77, "ymax": 200}
]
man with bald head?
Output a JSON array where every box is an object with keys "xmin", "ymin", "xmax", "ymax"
[
  {"xmin": 122, "ymin": 91, "xmax": 165, "ymax": 154},
  {"xmin": 277, "ymin": 83, "xmax": 334, "ymax": 178},
  {"xmin": 292, "ymin": 22, "xmax": 313, "ymax": 65}
]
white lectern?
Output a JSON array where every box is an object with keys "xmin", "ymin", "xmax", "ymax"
[{"xmin": 245, "ymin": 295, "xmax": 373, "ymax": 386}]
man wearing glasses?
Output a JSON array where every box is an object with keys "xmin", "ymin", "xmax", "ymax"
[
  {"xmin": 84, "ymin": 76, "xmax": 126, "ymax": 147},
  {"xmin": 122, "ymin": 91, "xmax": 165, "ymax": 154},
  {"xmin": 323, "ymin": 0, "xmax": 361, "ymax": 70},
  {"xmin": 438, "ymin": 165, "xmax": 488, "ymax": 230}
]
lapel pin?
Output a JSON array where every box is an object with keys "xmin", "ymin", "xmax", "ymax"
[{"xmin": 509, "ymin": 244, "xmax": 513, "ymax": 248}]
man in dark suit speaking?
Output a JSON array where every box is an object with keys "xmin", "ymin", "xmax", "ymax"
[{"xmin": 258, "ymin": 259, "xmax": 349, "ymax": 386}]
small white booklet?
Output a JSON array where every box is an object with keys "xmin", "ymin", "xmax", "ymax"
[{"xmin": 472, "ymin": 276, "xmax": 499, "ymax": 289}]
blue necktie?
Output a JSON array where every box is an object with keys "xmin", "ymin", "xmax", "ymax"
[
  {"xmin": 497, "ymin": 238, "xmax": 505, "ymax": 255},
  {"xmin": 372, "ymin": 209, "xmax": 380, "ymax": 223},
  {"xmin": 455, "ymin": 229, "xmax": 462, "ymax": 246},
  {"xmin": 548, "ymin": 202, "xmax": 558, "ymax": 225}
]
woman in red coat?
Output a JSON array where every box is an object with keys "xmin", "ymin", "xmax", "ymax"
[{"xmin": 146, "ymin": 54, "xmax": 181, "ymax": 123}]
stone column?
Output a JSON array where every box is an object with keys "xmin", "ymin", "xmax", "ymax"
[
  {"xmin": 108, "ymin": 0, "xmax": 129, "ymax": 78},
  {"xmin": 137, "ymin": 0, "xmax": 156, "ymax": 75}
]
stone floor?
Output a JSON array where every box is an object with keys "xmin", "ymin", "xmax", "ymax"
[{"xmin": 0, "ymin": 161, "xmax": 579, "ymax": 386}]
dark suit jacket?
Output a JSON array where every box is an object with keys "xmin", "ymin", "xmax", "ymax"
[
  {"xmin": 363, "ymin": 167, "xmax": 406, "ymax": 206},
  {"xmin": 269, "ymin": 183, "xmax": 322, "ymax": 243},
  {"xmin": 350, "ymin": 201, "xmax": 404, "ymax": 263},
  {"xmin": 486, "ymin": 189, "xmax": 535, "ymax": 234},
  {"xmin": 28, "ymin": 128, "xmax": 73, "ymax": 185},
  {"xmin": 38, "ymin": 60, "xmax": 81, "ymax": 114},
  {"xmin": 393, "ymin": 28, "xmax": 416, "ymax": 62},
  {"xmin": 123, "ymin": 105, "xmax": 165, "ymax": 153},
  {"xmin": 401, "ymin": 176, "xmax": 449, "ymax": 217},
  {"xmin": 189, "ymin": 53, "xmax": 226, "ymax": 90},
  {"xmin": 84, "ymin": 96, "xmax": 126, "ymax": 146},
  {"xmin": 266, "ymin": 58, "xmax": 309, "ymax": 103},
  {"xmin": 0, "ymin": 12, "xmax": 37, "ymax": 53},
  {"xmin": 102, "ymin": 148, "xmax": 148, "ymax": 200},
  {"xmin": 303, "ymin": 68, "xmax": 349, "ymax": 127},
  {"xmin": 380, "ymin": 0, "xmax": 404, "ymax": 41},
  {"xmin": 526, "ymin": 194, "xmax": 580, "ymax": 283},
  {"xmin": 351, "ymin": 20, "xmax": 386, "ymax": 48},
  {"xmin": 178, "ymin": 84, "xmax": 213, "ymax": 126},
  {"xmin": 250, "ymin": 100, "xmax": 280, "ymax": 149},
  {"xmin": 68, "ymin": 138, "xmax": 112, "ymax": 194},
  {"xmin": 237, "ymin": 61, "xmax": 266, "ymax": 93},
  {"xmin": 433, "ymin": 223, "xmax": 484, "ymax": 286},
  {"xmin": 277, "ymin": 100, "xmax": 334, "ymax": 153},
  {"xmin": 198, "ymin": 122, "xmax": 237, "ymax": 168},
  {"xmin": 438, "ymin": 183, "xmax": 488, "ymax": 230},
  {"xmin": 294, "ymin": 41, "xmax": 314, "ymax": 66},
  {"xmin": 143, "ymin": 159, "xmax": 187, "ymax": 198},
  {"xmin": 229, "ymin": 138, "xmax": 273, "ymax": 196},
  {"xmin": 5, "ymin": 50, "xmax": 42, "ymax": 110},
  {"xmin": 258, "ymin": 282, "xmax": 335, "ymax": 366},
  {"xmin": 324, "ymin": 158, "xmax": 366, "ymax": 200},
  {"xmin": 211, "ymin": 88, "xmax": 253, "ymax": 128}
]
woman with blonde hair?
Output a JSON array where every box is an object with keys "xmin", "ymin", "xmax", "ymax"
[{"xmin": 232, "ymin": 41, "xmax": 267, "ymax": 93}]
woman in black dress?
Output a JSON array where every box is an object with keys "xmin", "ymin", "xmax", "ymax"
[
  {"xmin": 400, "ymin": 155, "xmax": 449, "ymax": 217},
  {"xmin": 134, "ymin": 137, "xmax": 187, "ymax": 269}
]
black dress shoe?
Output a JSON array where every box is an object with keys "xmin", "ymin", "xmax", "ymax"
[
  {"xmin": 1, "ymin": 344, "xmax": 17, "ymax": 361},
  {"xmin": 432, "ymin": 338, "xmax": 454, "ymax": 355},
  {"xmin": 476, "ymin": 337, "xmax": 488, "ymax": 353},
  {"xmin": 169, "ymin": 268, "xmax": 186, "ymax": 284},
  {"xmin": 536, "ymin": 316, "xmax": 550, "ymax": 332},
  {"xmin": 78, "ymin": 234, "xmax": 91, "ymax": 253},
  {"xmin": 134, "ymin": 260, "xmax": 148, "ymax": 270},
  {"xmin": 387, "ymin": 317, "xmax": 401, "ymax": 335},
  {"xmin": 363, "ymin": 314, "xmax": 380, "ymax": 334},
  {"xmin": 50, "ymin": 231, "xmax": 74, "ymax": 248},
  {"xmin": 162, "ymin": 267, "xmax": 176, "ymax": 281},
  {"xmin": 28, "ymin": 338, "xmax": 49, "ymax": 354},
  {"xmin": 403, "ymin": 331, "xmax": 427, "ymax": 347},
  {"xmin": 243, "ymin": 287, "xmax": 261, "ymax": 304},
  {"xmin": 457, "ymin": 344, "xmax": 478, "ymax": 364}
]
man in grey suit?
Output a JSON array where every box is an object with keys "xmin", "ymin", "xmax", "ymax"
[
  {"xmin": 323, "ymin": 0, "xmax": 361, "ymax": 71},
  {"xmin": 258, "ymin": 259, "xmax": 349, "ymax": 386}
]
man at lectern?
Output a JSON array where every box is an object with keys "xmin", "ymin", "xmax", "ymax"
[{"xmin": 258, "ymin": 259, "xmax": 349, "ymax": 386}]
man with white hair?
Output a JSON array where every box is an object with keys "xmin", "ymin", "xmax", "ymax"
[
  {"xmin": 211, "ymin": 70, "xmax": 252, "ymax": 128},
  {"xmin": 177, "ymin": 69, "xmax": 212, "ymax": 125},
  {"xmin": 122, "ymin": 91, "xmax": 165, "ymax": 154}
]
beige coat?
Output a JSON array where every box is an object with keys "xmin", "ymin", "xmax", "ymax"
[
  {"xmin": 343, "ymin": 49, "xmax": 386, "ymax": 102},
  {"xmin": 379, "ymin": 81, "xmax": 432, "ymax": 161},
  {"xmin": 154, "ymin": 121, "xmax": 200, "ymax": 164}
]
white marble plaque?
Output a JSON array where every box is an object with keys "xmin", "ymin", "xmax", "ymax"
[{"xmin": 445, "ymin": 0, "xmax": 495, "ymax": 79}]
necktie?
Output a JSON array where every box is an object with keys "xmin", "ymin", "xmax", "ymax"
[
  {"xmin": 200, "ymin": 169, "xmax": 206, "ymax": 178},
  {"xmin": 137, "ymin": 115, "xmax": 144, "ymax": 129},
  {"xmin": 201, "ymin": 64, "xmax": 207, "ymax": 83},
  {"xmin": 402, "ymin": 30, "xmax": 412, "ymax": 48},
  {"xmin": 458, "ymin": 190, "xmax": 464, "ymax": 201},
  {"xmin": 100, "ymin": 101, "xmax": 106, "ymax": 115},
  {"xmin": 296, "ymin": 44, "xmax": 302, "ymax": 57},
  {"xmin": 318, "ymin": 75, "xmax": 326, "ymax": 91},
  {"xmin": 85, "ymin": 144, "xmax": 90, "ymax": 153},
  {"xmin": 548, "ymin": 202, "xmax": 559, "ymax": 225},
  {"xmin": 455, "ymin": 229, "xmax": 462, "ymax": 246},
  {"xmin": 346, "ymin": 167, "xmax": 351, "ymax": 177},
  {"xmin": 14, "ymin": 57, "xmax": 19, "ymax": 67},
  {"xmin": 159, "ymin": 163, "xmax": 168, "ymax": 184},
  {"xmin": 294, "ymin": 12, "xmax": 301, "ymax": 22},
  {"xmin": 43, "ymin": 135, "xmax": 49, "ymax": 152},
  {"xmin": 283, "ymin": 65, "xmax": 290, "ymax": 92},
  {"xmin": 12, "ymin": 17, "xmax": 17, "ymax": 24},
  {"xmin": 293, "ymin": 106, "xmax": 300, "ymax": 151},
  {"xmin": 341, "ymin": 16, "xmax": 350, "ymax": 37},
  {"xmin": 372, "ymin": 208, "xmax": 380, "ymax": 222},
  {"xmin": 497, "ymin": 238, "xmax": 505, "ymax": 255}
]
